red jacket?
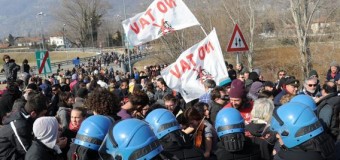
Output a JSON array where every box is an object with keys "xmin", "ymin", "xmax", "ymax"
[{"xmin": 224, "ymin": 100, "xmax": 254, "ymax": 124}]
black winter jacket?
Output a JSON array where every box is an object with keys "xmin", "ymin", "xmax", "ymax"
[
  {"xmin": 3, "ymin": 61, "xmax": 20, "ymax": 82},
  {"xmin": 317, "ymin": 92, "xmax": 340, "ymax": 140},
  {"xmin": 214, "ymin": 137, "xmax": 263, "ymax": 160},
  {"xmin": 160, "ymin": 131, "xmax": 204, "ymax": 160},
  {"xmin": 25, "ymin": 140, "xmax": 60, "ymax": 160},
  {"xmin": 0, "ymin": 108, "xmax": 34, "ymax": 160}
]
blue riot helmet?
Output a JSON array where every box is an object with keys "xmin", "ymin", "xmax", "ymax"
[
  {"xmin": 145, "ymin": 108, "xmax": 180, "ymax": 139},
  {"xmin": 290, "ymin": 94, "xmax": 317, "ymax": 111},
  {"xmin": 215, "ymin": 108, "xmax": 245, "ymax": 138},
  {"xmin": 74, "ymin": 115, "xmax": 114, "ymax": 151},
  {"xmin": 270, "ymin": 102, "xmax": 324, "ymax": 148},
  {"xmin": 99, "ymin": 119, "xmax": 163, "ymax": 160}
]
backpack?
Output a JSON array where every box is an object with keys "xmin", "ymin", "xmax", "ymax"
[{"xmin": 317, "ymin": 95, "xmax": 340, "ymax": 140}]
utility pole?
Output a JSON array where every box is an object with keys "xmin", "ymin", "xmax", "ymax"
[
  {"xmin": 123, "ymin": 0, "xmax": 132, "ymax": 77},
  {"xmin": 62, "ymin": 24, "xmax": 69, "ymax": 59},
  {"xmin": 37, "ymin": 12, "xmax": 46, "ymax": 51}
]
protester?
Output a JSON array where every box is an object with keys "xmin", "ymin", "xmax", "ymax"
[
  {"xmin": 316, "ymin": 81, "xmax": 340, "ymax": 141},
  {"xmin": 224, "ymin": 79, "xmax": 253, "ymax": 124},
  {"xmin": 298, "ymin": 76, "xmax": 322, "ymax": 100},
  {"xmin": 184, "ymin": 107, "xmax": 218, "ymax": 159},
  {"xmin": 236, "ymin": 63, "xmax": 246, "ymax": 75},
  {"xmin": 163, "ymin": 94, "xmax": 185, "ymax": 118},
  {"xmin": 84, "ymin": 88, "xmax": 121, "ymax": 120},
  {"xmin": 209, "ymin": 87, "xmax": 228, "ymax": 126},
  {"xmin": 0, "ymin": 91, "xmax": 48, "ymax": 160},
  {"xmin": 56, "ymin": 92, "xmax": 74, "ymax": 131},
  {"xmin": 0, "ymin": 83, "xmax": 22, "ymax": 122},
  {"xmin": 199, "ymin": 79, "xmax": 216, "ymax": 104},
  {"xmin": 155, "ymin": 77, "xmax": 173, "ymax": 102},
  {"xmin": 246, "ymin": 98, "xmax": 276, "ymax": 160},
  {"xmin": 326, "ymin": 61, "xmax": 339, "ymax": 82},
  {"xmin": 25, "ymin": 117, "xmax": 63, "ymax": 160},
  {"xmin": 60, "ymin": 107, "xmax": 87, "ymax": 159},
  {"xmin": 128, "ymin": 90, "xmax": 150, "ymax": 119},
  {"xmin": 273, "ymin": 76, "xmax": 299, "ymax": 106},
  {"xmin": 2, "ymin": 55, "xmax": 20, "ymax": 82},
  {"xmin": 275, "ymin": 70, "xmax": 287, "ymax": 91}
]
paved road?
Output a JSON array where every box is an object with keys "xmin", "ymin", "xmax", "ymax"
[{"xmin": 0, "ymin": 58, "xmax": 127, "ymax": 82}]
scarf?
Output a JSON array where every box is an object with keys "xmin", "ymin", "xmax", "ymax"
[{"xmin": 69, "ymin": 122, "xmax": 80, "ymax": 132}]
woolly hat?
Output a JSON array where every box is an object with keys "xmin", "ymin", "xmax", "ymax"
[
  {"xmin": 76, "ymin": 88, "xmax": 88, "ymax": 98},
  {"xmin": 219, "ymin": 77, "xmax": 232, "ymax": 87},
  {"xmin": 248, "ymin": 72, "xmax": 259, "ymax": 81},
  {"xmin": 330, "ymin": 61, "xmax": 338, "ymax": 67},
  {"xmin": 308, "ymin": 70, "xmax": 318, "ymax": 78},
  {"xmin": 71, "ymin": 74, "xmax": 78, "ymax": 80},
  {"xmin": 249, "ymin": 81, "xmax": 263, "ymax": 96},
  {"xmin": 26, "ymin": 83, "xmax": 38, "ymax": 91},
  {"xmin": 33, "ymin": 117, "xmax": 59, "ymax": 150},
  {"xmin": 229, "ymin": 79, "xmax": 245, "ymax": 98},
  {"xmin": 263, "ymin": 81, "xmax": 274, "ymax": 88}
]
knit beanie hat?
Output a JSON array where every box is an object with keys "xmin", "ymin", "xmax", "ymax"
[
  {"xmin": 76, "ymin": 88, "xmax": 88, "ymax": 98},
  {"xmin": 330, "ymin": 61, "xmax": 338, "ymax": 67},
  {"xmin": 249, "ymin": 81, "xmax": 263, "ymax": 96},
  {"xmin": 33, "ymin": 117, "xmax": 59, "ymax": 150},
  {"xmin": 248, "ymin": 72, "xmax": 259, "ymax": 81},
  {"xmin": 308, "ymin": 70, "xmax": 318, "ymax": 78},
  {"xmin": 71, "ymin": 74, "xmax": 78, "ymax": 81},
  {"xmin": 229, "ymin": 79, "xmax": 245, "ymax": 98}
]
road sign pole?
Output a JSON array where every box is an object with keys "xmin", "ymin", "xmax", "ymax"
[{"xmin": 236, "ymin": 52, "xmax": 240, "ymax": 64}]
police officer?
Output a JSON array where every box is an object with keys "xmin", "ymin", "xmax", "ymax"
[
  {"xmin": 145, "ymin": 109, "xmax": 204, "ymax": 159},
  {"xmin": 67, "ymin": 115, "xmax": 114, "ymax": 160},
  {"xmin": 270, "ymin": 102, "xmax": 335, "ymax": 160},
  {"xmin": 214, "ymin": 108, "xmax": 262, "ymax": 160},
  {"xmin": 99, "ymin": 118, "xmax": 167, "ymax": 160},
  {"xmin": 290, "ymin": 94, "xmax": 317, "ymax": 112}
]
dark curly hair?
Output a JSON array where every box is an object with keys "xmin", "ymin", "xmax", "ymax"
[
  {"xmin": 129, "ymin": 90, "xmax": 149, "ymax": 111},
  {"xmin": 84, "ymin": 88, "xmax": 120, "ymax": 117}
]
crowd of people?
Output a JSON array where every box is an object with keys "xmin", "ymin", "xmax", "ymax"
[{"xmin": 0, "ymin": 53, "xmax": 339, "ymax": 160}]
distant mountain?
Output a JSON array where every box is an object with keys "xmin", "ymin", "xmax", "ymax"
[{"xmin": 0, "ymin": 0, "xmax": 154, "ymax": 39}]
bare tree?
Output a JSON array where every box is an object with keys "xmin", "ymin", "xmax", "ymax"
[
  {"xmin": 289, "ymin": 0, "xmax": 320, "ymax": 77},
  {"xmin": 54, "ymin": 0, "xmax": 111, "ymax": 48},
  {"xmin": 221, "ymin": 0, "xmax": 261, "ymax": 71}
]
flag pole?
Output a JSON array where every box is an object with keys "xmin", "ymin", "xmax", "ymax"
[{"xmin": 199, "ymin": 25, "xmax": 208, "ymax": 36}]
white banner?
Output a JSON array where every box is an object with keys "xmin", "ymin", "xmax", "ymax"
[
  {"xmin": 122, "ymin": 0, "xmax": 200, "ymax": 46},
  {"xmin": 161, "ymin": 29, "xmax": 229, "ymax": 102}
]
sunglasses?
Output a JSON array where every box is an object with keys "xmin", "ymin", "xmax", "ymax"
[{"xmin": 308, "ymin": 84, "xmax": 317, "ymax": 87}]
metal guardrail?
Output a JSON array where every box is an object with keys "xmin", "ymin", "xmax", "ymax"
[{"xmin": 0, "ymin": 51, "xmax": 154, "ymax": 77}]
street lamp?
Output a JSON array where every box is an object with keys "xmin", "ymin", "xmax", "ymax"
[{"xmin": 37, "ymin": 12, "xmax": 46, "ymax": 51}]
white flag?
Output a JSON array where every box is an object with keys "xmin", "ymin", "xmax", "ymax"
[
  {"xmin": 122, "ymin": 0, "xmax": 200, "ymax": 46},
  {"xmin": 161, "ymin": 29, "xmax": 229, "ymax": 102}
]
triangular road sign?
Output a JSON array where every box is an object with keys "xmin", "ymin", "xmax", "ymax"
[{"xmin": 226, "ymin": 24, "xmax": 249, "ymax": 52}]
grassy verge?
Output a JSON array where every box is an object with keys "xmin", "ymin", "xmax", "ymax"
[{"xmin": 0, "ymin": 51, "xmax": 97, "ymax": 67}]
